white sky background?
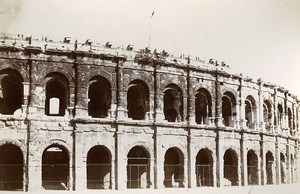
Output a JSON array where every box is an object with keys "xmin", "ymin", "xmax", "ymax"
[{"xmin": 1, "ymin": 0, "xmax": 300, "ymax": 97}]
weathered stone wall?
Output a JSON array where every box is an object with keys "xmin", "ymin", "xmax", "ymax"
[{"xmin": 0, "ymin": 34, "xmax": 299, "ymax": 191}]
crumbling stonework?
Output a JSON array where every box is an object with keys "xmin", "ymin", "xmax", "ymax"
[{"xmin": 0, "ymin": 33, "xmax": 299, "ymax": 191}]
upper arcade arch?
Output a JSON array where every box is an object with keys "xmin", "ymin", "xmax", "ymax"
[
  {"xmin": 127, "ymin": 80, "xmax": 149, "ymax": 120},
  {"xmin": 245, "ymin": 95, "xmax": 257, "ymax": 129},
  {"xmin": 195, "ymin": 88, "xmax": 212, "ymax": 125},
  {"xmin": 0, "ymin": 69, "xmax": 23, "ymax": 115},
  {"xmin": 222, "ymin": 91, "xmax": 236, "ymax": 127},
  {"xmin": 45, "ymin": 72, "xmax": 69, "ymax": 116},
  {"xmin": 164, "ymin": 84, "xmax": 183, "ymax": 122},
  {"xmin": 88, "ymin": 76, "xmax": 111, "ymax": 118}
]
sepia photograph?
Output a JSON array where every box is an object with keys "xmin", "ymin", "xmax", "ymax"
[{"xmin": 0, "ymin": 0, "xmax": 300, "ymax": 194}]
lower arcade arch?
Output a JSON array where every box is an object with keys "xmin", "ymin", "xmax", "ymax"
[
  {"xmin": 280, "ymin": 153, "xmax": 286, "ymax": 184},
  {"xmin": 247, "ymin": 150, "xmax": 258, "ymax": 185},
  {"xmin": 223, "ymin": 149, "xmax": 238, "ymax": 186},
  {"xmin": 164, "ymin": 147, "xmax": 184, "ymax": 188},
  {"xmin": 266, "ymin": 151, "xmax": 274, "ymax": 185},
  {"xmin": 195, "ymin": 149, "xmax": 213, "ymax": 187},
  {"xmin": 42, "ymin": 144, "xmax": 69, "ymax": 190},
  {"xmin": 0, "ymin": 144, "xmax": 24, "ymax": 191},
  {"xmin": 127, "ymin": 146, "xmax": 150, "ymax": 189},
  {"xmin": 86, "ymin": 145, "xmax": 111, "ymax": 189}
]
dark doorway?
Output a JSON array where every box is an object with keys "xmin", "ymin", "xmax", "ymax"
[
  {"xmin": 87, "ymin": 145, "xmax": 111, "ymax": 189},
  {"xmin": 42, "ymin": 145, "xmax": 69, "ymax": 190},
  {"xmin": 223, "ymin": 149, "xmax": 238, "ymax": 186},
  {"xmin": 164, "ymin": 148, "xmax": 184, "ymax": 188},
  {"xmin": 196, "ymin": 149, "xmax": 213, "ymax": 186},
  {"xmin": 280, "ymin": 153, "xmax": 286, "ymax": 184},
  {"xmin": 0, "ymin": 144, "xmax": 23, "ymax": 190},
  {"xmin": 247, "ymin": 150, "xmax": 258, "ymax": 185},
  {"xmin": 127, "ymin": 146, "xmax": 150, "ymax": 189},
  {"xmin": 266, "ymin": 151, "xmax": 274, "ymax": 185}
]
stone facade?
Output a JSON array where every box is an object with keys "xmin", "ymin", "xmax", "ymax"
[{"xmin": 0, "ymin": 33, "xmax": 299, "ymax": 191}]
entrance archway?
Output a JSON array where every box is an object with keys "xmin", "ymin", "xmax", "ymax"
[
  {"xmin": 42, "ymin": 145, "xmax": 69, "ymax": 190},
  {"xmin": 247, "ymin": 150, "xmax": 258, "ymax": 185},
  {"xmin": 195, "ymin": 149, "xmax": 213, "ymax": 186},
  {"xmin": 164, "ymin": 147, "xmax": 184, "ymax": 188},
  {"xmin": 0, "ymin": 144, "xmax": 23, "ymax": 190},
  {"xmin": 266, "ymin": 151, "xmax": 274, "ymax": 185},
  {"xmin": 127, "ymin": 146, "xmax": 150, "ymax": 189},
  {"xmin": 223, "ymin": 149, "xmax": 238, "ymax": 186},
  {"xmin": 87, "ymin": 145, "xmax": 111, "ymax": 189},
  {"xmin": 280, "ymin": 153, "xmax": 286, "ymax": 184}
]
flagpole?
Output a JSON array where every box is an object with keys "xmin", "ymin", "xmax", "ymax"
[{"xmin": 148, "ymin": 11, "xmax": 155, "ymax": 48}]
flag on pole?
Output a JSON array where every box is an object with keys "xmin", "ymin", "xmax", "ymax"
[{"xmin": 151, "ymin": 11, "xmax": 155, "ymax": 17}]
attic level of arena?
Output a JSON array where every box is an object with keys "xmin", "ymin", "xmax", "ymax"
[{"xmin": 0, "ymin": 33, "xmax": 299, "ymax": 191}]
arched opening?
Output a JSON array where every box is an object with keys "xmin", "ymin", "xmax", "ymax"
[
  {"xmin": 290, "ymin": 154, "xmax": 295, "ymax": 183},
  {"xmin": 164, "ymin": 84, "xmax": 183, "ymax": 122},
  {"xmin": 164, "ymin": 147, "xmax": 184, "ymax": 188},
  {"xmin": 266, "ymin": 151, "xmax": 274, "ymax": 185},
  {"xmin": 223, "ymin": 149, "xmax": 238, "ymax": 186},
  {"xmin": 0, "ymin": 69, "xmax": 23, "ymax": 115},
  {"xmin": 277, "ymin": 104, "xmax": 283, "ymax": 126},
  {"xmin": 88, "ymin": 77, "xmax": 111, "ymax": 118},
  {"xmin": 195, "ymin": 149, "xmax": 213, "ymax": 187},
  {"xmin": 0, "ymin": 144, "xmax": 23, "ymax": 190},
  {"xmin": 45, "ymin": 73, "xmax": 69, "ymax": 116},
  {"xmin": 263, "ymin": 100, "xmax": 272, "ymax": 130},
  {"xmin": 280, "ymin": 153, "xmax": 286, "ymax": 184},
  {"xmin": 222, "ymin": 92, "xmax": 236, "ymax": 127},
  {"xmin": 127, "ymin": 146, "xmax": 150, "ymax": 189},
  {"xmin": 127, "ymin": 80, "xmax": 149, "ymax": 120},
  {"xmin": 42, "ymin": 145, "xmax": 69, "ymax": 190},
  {"xmin": 288, "ymin": 108, "xmax": 293, "ymax": 130},
  {"xmin": 245, "ymin": 96, "xmax": 256, "ymax": 129},
  {"xmin": 87, "ymin": 145, "xmax": 111, "ymax": 189},
  {"xmin": 195, "ymin": 88, "xmax": 212, "ymax": 125},
  {"xmin": 247, "ymin": 150, "xmax": 258, "ymax": 185}
]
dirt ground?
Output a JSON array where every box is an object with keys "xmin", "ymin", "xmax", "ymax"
[{"xmin": 1, "ymin": 184, "xmax": 300, "ymax": 194}]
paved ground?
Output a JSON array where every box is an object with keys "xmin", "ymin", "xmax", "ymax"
[{"xmin": 1, "ymin": 184, "xmax": 300, "ymax": 194}]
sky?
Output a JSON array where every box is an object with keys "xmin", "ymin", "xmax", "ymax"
[{"xmin": 1, "ymin": 0, "xmax": 300, "ymax": 97}]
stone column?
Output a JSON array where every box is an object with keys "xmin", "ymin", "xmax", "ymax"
[
  {"xmin": 257, "ymin": 153, "xmax": 262, "ymax": 185},
  {"xmin": 240, "ymin": 100, "xmax": 247, "ymax": 129},
  {"xmin": 148, "ymin": 92, "xmax": 155, "ymax": 121},
  {"xmin": 275, "ymin": 139, "xmax": 280, "ymax": 184},
  {"xmin": 116, "ymin": 129, "xmax": 126, "ymax": 189},
  {"xmin": 215, "ymin": 80, "xmax": 223, "ymax": 127},
  {"xmin": 235, "ymin": 99, "xmax": 241, "ymax": 129},
  {"xmin": 155, "ymin": 130, "xmax": 164, "ymax": 188},
  {"xmin": 189, "ymin": 132, "xmax": 196, "ymax": 188},
  {"xmin": 183, "ymin": 95, "xmax": 188, "ymax": 122},
  {"xmin": 154, "ymin": 72, "xmax": 164, "ymax": 122},
  {"xmin": 150, "ymin": 158, "xmax": 155, "ymax": 188},
  {"xmin": 258, "ymin": 89, "xmax": 265, "ymax": 132},
  {"xmin": 184, "ymin": 158, "xmax": 188, "ymax": 188},
  {"xmin": 188, "ymin": 96, "xmax": 196, "ymax": 125},
  {"xmin": 116, "ymin": 62, "xmax": 126, "ymax": 120},
  {"xmin": 241, "ymin": 134, "xmax": 247, "ymax": 186},
  {"xmin": 216, "ymin": 131, "xmax": 224, "ymax": 187},
  {"xmin": 74, "ymin": 130, "xmax": 86, "ymax": 190},
  {"xmin": 287, "ymin": 140, "xmax": 291, "ymax": 184}
]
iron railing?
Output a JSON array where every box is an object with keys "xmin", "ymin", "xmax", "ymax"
[{"xmin": 196, "ymin": 164, "xmax": 213, "ymax": 186}]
